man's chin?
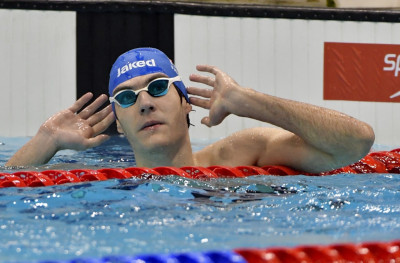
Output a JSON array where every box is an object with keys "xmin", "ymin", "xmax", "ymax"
[{"xmin": 133, "ymin": 136, "xmax": 172, "ymax": 152}]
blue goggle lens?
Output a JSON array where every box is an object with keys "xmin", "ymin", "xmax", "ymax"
[{"xmin": 114, "ymin": 79, "xmax": 170, "ymax": 108}]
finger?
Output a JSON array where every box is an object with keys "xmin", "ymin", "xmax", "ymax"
[
  {"xmin": 68, "ymin": 92, "xmax": 93, "ymax": 113},
  {"xmin": 189, "ymin": 97, "xmax": 210, "ymax": 109},
  {"xmin": 201, "ymin": 117, "xmax": 212, "ymax": 127},
  {"xmin": 84, "ymin": 134, "xmax": 110, "ymax": 149},
  {"xmin": 189, "ymin": 73, "xmax": 215, "ymax": 87},
  {"xmin": 87, "ymin": 105, "xmax": 113, "ymax": 126},
  {"xmin": 187, "ymin": 87, "xmax": 212, "ymax": 98},
  {"xmin": 201, "ymin": 114, "xmax": 226, "ymax": 127},
  {"xmin": 78, "ymin": 94, "xmax": 109, "ymax": 120},
  {"xmin": 196, "ymin": 64, "xmax": 221, "ymax": 75},
  {"xmin": 92, "ymin": 111, "xmax": 115, "ymax": 136}
]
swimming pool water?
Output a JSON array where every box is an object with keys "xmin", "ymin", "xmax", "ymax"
[{"xmin": 0, "ymin": 136, "xmax": 400, "ymax": 262}]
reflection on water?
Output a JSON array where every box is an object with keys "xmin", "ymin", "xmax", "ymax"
[{"xmin": 1, "ymin": 173, "xmax": 400, "ymax": 262}]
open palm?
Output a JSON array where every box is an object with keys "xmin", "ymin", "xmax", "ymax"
[{"xmin": 40, "ymin": 93, "xmax": 115, "ymax": 151}]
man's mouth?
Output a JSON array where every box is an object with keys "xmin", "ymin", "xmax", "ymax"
[{"xmin": 140, "ymin": 121, "xmax": 163, "ymax": 131}]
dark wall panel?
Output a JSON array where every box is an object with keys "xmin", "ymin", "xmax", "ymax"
[{"xmin": 77, "ymin": 11, "xmax": 174, "ymax": 133}]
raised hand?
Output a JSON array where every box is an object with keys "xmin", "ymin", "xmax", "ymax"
[
  {"xmin": 188, "ymin": 65, "xmax": 242, "ymax": 127},
  {"xmin": 6, "ymin": 93, "xmax": 115, "ymax": 166},
  {"xmin": 41, "ymin": 92, "xmax": 115, "ymax": 151}
]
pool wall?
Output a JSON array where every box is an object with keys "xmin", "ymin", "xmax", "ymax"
[
  {"xmin": 0, "ymin": 9, "xmax": 76, "ymax": 137},
  {"xmin": 0, "ymin": 2, "xmax": 399, "ymax": 146}
]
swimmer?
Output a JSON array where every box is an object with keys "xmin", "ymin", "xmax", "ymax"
[{"xmin": 6, "ymin": 48, "xmax": 375, "ymax": 173}]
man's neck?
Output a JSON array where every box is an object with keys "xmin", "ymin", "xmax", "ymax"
[{"xmin": 133, "ymin": 138, "xmax": 195, "ymax": 168}]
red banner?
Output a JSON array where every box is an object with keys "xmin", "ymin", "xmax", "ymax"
[{"xmin": 324, "ymin": 42, "xmax": 400, "ymax": 102}]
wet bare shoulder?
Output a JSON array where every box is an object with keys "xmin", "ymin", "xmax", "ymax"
[{"xmin": 194, "ymin": 127, "xmax": 284, "ymax": 167}]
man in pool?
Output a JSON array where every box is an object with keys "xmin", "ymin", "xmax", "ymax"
[{"xmin": 7, "ymin": 47, "xmax": 375, "ymax": 173}]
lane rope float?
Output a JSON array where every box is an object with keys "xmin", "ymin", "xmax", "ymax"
[
  {"xmin": 30, "ymin": 240, "xmax": 400, "ymax": 262},
  {"xmin": 1, "ymin": 148, "xmax": 399, "ymax": 188}
]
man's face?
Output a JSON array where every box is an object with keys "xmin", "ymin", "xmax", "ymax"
[{"xmin": 113, "ymin": 73, "xmax": 192, "ymax": 152}]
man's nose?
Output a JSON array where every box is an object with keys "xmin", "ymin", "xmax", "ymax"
[{"xmin": 137, "ymin": 91, "xmax": 156, "ymax": 113}]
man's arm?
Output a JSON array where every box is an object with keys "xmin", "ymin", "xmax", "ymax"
[
  {"xmin": 189, "ymin": 65, "xmax": 375, "ymax": 173},
  {"xmin": 6, "ymin": 93, "xmax": 115, "ymax": 167}
]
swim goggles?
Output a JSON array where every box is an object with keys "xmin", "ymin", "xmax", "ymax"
[{"xmin": 109, "ymin": 76, "xmax": 182, "ymax": 108}]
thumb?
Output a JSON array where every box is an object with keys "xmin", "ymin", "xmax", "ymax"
[
  {"xmin": 201, "ymin": 117, "xmax": 212, "ymax": 127},
  {"xmin": 201, "ymin": 111, "xmax": 229, "ymax": 127},
  {"xmin": 85, "ymin": 134, "xmax": 110, "ymax": 148}
]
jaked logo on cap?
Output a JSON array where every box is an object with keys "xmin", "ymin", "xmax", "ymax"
[{"xmin": 117, "ymin": 59, "xmax": 156, "ymax": 78}]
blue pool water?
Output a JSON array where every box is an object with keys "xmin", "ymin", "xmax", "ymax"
[{"xmin": 0, "ymin": 136, "xmax": 400, "ymax": 262}]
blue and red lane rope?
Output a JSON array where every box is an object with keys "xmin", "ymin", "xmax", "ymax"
[{"xmin": 31, "ymin": 240, "xmax": 400, "ymax": 262}]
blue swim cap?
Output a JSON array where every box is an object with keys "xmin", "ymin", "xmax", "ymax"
[{"xmin": 108, "ymin": 47, "xmax": 189, "ymax": 102}]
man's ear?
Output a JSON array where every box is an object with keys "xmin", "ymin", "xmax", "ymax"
[
  {"xmin": 184, "ymin": 101, "xmax": 192, "ymax": 115},
  {"xmin": 116, "ymin": 119, "xmax": 124, "ymax": 134}
]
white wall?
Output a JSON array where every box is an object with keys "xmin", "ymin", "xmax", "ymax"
[
  {"xmin": 0, "ymin": 9, "xmax": 76, "ymax": 137},
  {"xmin": 175, "ymin": 14, "xmax": 400, "ymax": 146}
]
